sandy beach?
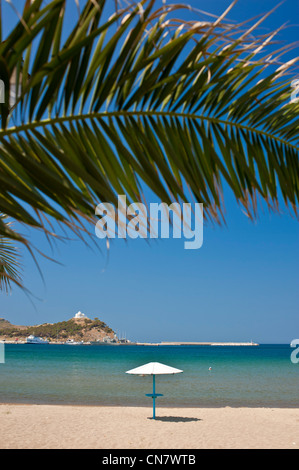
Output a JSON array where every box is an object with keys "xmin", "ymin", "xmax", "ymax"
[{"xmin": 0, "ymin": 403, "xmax": 298, "ymax": 449}]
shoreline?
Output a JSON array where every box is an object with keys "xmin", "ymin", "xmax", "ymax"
[
  {"xmin": 1, "ymin": 340, "xmax": 260, "ymax": 345},
  {"xmin": 0, "ymin": 403, "xmax": 298, "ymax": 449},
  {"xmin": 0, "ymin": 400, "xmax": 298, "ymax": 409}
]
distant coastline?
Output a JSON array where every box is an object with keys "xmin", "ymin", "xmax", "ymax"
[
  {"xmin": 0, "ymin": 315, "xmax": 259, "ymax": 346},
  {"xmin": 2, "ymin": 340, "xmax": 260, "ymax": 346}
]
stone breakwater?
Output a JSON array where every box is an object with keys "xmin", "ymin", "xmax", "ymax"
[{"xmin": 135, "ymin": 342, "xmax": 259, "ymax": 346}]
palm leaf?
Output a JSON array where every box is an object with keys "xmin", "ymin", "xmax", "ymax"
[
  {"xmin": 0, "ymin": 0, "xmax": 298, "ymax": 249},
  {"xmin": 0, "ymin": 215, "xmax": 22, "ymax": 293}
]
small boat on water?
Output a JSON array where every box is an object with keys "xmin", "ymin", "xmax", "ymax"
[
  {"xmin": 64, "ymin": 339, "xmax": 84, "ymax": 345},
  {"xmin": 26, "ymin": 335, "xmax": 49, "ymax": 344}
]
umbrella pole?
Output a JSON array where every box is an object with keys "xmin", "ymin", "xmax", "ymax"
[{"xmin": 153, "ymin": 374, "xmax": 156, "ymax": 420}]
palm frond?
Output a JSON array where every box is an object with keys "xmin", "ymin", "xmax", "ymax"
[
  {"xmin": 0, "ymin": 0, "xmax": 298, "ymax": 247},
  {"xmin": 0, "ymin": 214, "xmax": 22, "ymax": 293}
]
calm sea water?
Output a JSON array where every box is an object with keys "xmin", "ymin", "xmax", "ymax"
[{"xmin": 0, "ymin": 344, "xmax": 298, "ymax": 407}]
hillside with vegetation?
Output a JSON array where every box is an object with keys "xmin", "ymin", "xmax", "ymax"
[{"xmin": 0, "ymin": 317, "xmax": 115, "ymax": 343}]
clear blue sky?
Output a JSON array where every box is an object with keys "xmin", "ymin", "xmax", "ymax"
[{"xmin": 1, "ymin": 0, "xmax": 298, "ymax": 343}]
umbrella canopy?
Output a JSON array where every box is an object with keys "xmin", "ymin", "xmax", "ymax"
[
  {"xmin": 126, "ymin": 362, "xmax": 183, "ymax": 376},
  {"xmin": 126, "ymin": 362, "xmax": 183, "ymax": 419}
]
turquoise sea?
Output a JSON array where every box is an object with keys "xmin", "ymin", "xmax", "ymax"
[{"xmin": 0, "ymin": 344, "xmax": 298, "ymax": 407}]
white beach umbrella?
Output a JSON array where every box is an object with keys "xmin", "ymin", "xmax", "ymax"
[{"xmin": 126, "ymin": 362, "xmax": 183, "ymax": 419}]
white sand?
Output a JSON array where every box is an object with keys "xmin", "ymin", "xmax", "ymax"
[{"xmin": 0, "ymin": 404, "xmax": 298, "ymax": 449}]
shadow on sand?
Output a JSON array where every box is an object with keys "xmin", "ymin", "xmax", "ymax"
[{"xmin": 148, "ymin": 416, "xmax": 201, "ymax": 422}]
